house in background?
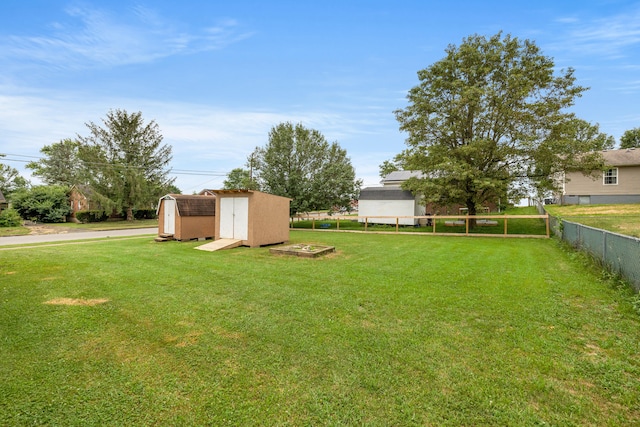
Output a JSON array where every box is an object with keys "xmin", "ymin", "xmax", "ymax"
[
  {"xmin": 68, "ymin": 185, "xmax": 101, "ymax": 221},
  {"xmin": 0, "ymin": 189, "xmax": 8, "ymax": 212},
  {"xmin": 358, "ymin": 171, "xmax": 426, "ymax": 226},
  {"xmin": 359, "ymin": 170, "xmax": 500, "ymax": 223},
  {"xmin": 561, "ymin": 148, "xmax": 640, "ymax": 205}
]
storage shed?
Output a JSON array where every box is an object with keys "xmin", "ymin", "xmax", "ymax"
[
  {"xmin": 212, "ymin": 190, "xmax": 291, "ymax": 248},
  {"xmin": 358, "ymin": 187, "xmax": 425, "ymax": 226},
  {"xmin": 156, "ymin": 194, "xmax": 216, "ymax": 241}
]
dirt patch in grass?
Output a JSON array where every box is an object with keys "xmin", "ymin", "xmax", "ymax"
[{"xmin": 44, "ymin": 298, "xmax": 110, "ymax": 306}]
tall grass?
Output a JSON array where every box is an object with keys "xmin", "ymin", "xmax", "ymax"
[
  {"xmin": 546, "ymin": 204, "xmax": 640, "ymax": 237},
  {"xmin": 1, "ymin": 231, "xmax": 639, "ymax": 425}
]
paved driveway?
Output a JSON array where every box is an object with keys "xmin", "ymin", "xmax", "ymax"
[{"xmin": 0, "ymin": 227, "xmax": 158, "ymax": 247}]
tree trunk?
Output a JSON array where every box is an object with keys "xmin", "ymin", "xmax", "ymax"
[
  {"xmin": 466, "ymin": 200, "xmax": 477, "ymax": 229},
  {"xmin": 126, "ymin": 206, "xmax": 134, "ymax": 221}
]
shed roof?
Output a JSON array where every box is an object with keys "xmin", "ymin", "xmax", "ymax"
[
  {"xmin": 0, "ymin": 189, "xmax": 6, "ymax": 203},
  {"xmin": 601, "ymin": 148, "xmax": 640, "ymax": 166},
  {"xmin": 161, "ymin": 194, "xmax": 216, "ymax": 216},
  {"xmin": 381, "ymin": 170, "xmax": 425, "ymax": 186},
  {"xmin": 359, "ymin": 187, "xmax": 416, "ymax": 200}
]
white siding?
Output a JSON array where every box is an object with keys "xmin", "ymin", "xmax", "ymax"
[{"xmin": 358, "ymin": 199, "xmax": 419, "ymax": 225}]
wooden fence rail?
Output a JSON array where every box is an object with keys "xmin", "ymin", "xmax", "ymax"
[{"xmin": 290, "ymin": 214, "xmax": 550, "ymax": 238}]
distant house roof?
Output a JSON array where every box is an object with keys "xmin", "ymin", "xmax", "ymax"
[
  {"xmin": 381, "ymin": 170, "xmax": 425, "ymax": 186},
  {"xmin": 160, "ymin": 194, "xmax": 216, "ymax": 216},
  {"xmin": 601, "ymin": 148, "xmax": 640, "ymax": 167},
  {"xmin": 359, "ymin": 187, "xmax": 415, "ymax": 200},
  {"xmin": 0, "ymin": 189, "xmax": 7, "ymax": 207}
]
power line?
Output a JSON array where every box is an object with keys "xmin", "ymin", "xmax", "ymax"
[{"xmin": 1, "ymin": 153, "xmax": 231, "ymax": 177}]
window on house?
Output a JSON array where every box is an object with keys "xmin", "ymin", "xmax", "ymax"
[{"xmin": 603, "ymin": 168, "xmax": 618, "ymax": 185}]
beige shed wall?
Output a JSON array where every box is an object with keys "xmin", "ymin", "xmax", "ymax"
[
  {"xmin": 176, "ymin": 215, "xmax": 215, "ymax": 241},
  {"xmin": 247, "ymin": 191, "xmax": 291, "ymax": 247},
  {"xmin": 157, "ymin": 198, "xmax": 215, "ymax": 241},
  {"xmin": 564, "ymin": 166, "xmax": 640, "ymax": 196},
  {"xmin": 214, "ymin": 190, "xmax": 291, "ymax": 247}
]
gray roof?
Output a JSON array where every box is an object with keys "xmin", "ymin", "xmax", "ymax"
[
  {"xmin": 359, "ymin": 187, "xmax": 416, "ymax": 200},
  {"xmin": 381, "ymin": 170, "xmax": 425, "ymax": 185},
  {"xmin": 601, "ymin": 148, "xmax": 640, "ymax": 166},
  {"xmin": 0, "ymin": 189, "xmax": 6, "ymax": 203}
]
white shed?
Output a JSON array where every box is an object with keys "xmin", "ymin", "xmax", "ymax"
[{"xmin": 358, "ymin": 187, "xmax": 425, "ymax": 226}]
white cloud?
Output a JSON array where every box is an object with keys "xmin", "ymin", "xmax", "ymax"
[
  {"xmin": 554, "ymin": 7, "xmax": 640, "ymax": 59},
  {"xmin": 0, "ymin": 5, "xmax": 253, "ymax": 70},
  {"xmin": 0, "ymin": 85, "xmax": 397, "ymax": 193}
]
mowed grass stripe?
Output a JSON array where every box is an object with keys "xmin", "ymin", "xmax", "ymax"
[{"xmin": 1, "ymin": 231, "xmax": 639, "ymax": 425}]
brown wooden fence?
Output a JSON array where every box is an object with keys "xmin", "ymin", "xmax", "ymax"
[{"xmin": 291, "ymin": 214, "xmax": 550, "ymax": 238}]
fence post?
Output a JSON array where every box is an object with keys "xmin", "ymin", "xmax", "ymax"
[
  {"xmin": 504, "ymin": 215, "xmax": 508, "ymax": 235},
  {"xmin": 312, "ymin": 218, "xmax": 315, "ymax": 230},
  {"xmin": 396, "ymin": 217, "xmax": 399, "ymax": 233},
  {"xmin": 365, "ymin": 218, "xmax": 368, "ymax": 232},
  {"xmin": 545, "ymin": 214, "xmax": 550, "ymax": 238}
]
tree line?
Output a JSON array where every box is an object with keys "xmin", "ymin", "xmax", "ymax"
[
  {"xmin": 380, "ymin": 32, "xmax": 637, "ymax": 219},
  {"xmin": 1, "ymin": 109, "xmax": 176, "ymax": 224},
  {"xmin": 3, "ymin": 32, "xmax": 640, "ymax": 226},
  {"xmin": 222, "ymin": 122, "xmax": 362, "ymax": 216}
]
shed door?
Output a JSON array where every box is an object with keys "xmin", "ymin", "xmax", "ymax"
[
  {"xmin": 163, "ymin": 199, "xmax": 176, "ymax": 234},
  {"xmin": 220, "ymin": 197, "xmax": 249, "ymax": 240}
]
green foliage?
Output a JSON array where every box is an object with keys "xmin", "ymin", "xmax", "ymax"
[
  {"xmin": 75, "ymin": 210, "xmax": 108, "ymax": 223},
  {"xmin": 223, "ymin": 167, "xmax": 259, "ymax": 190},
  {"xmin": 11, "ymin": 185, "xmax": 71, "ymax": 223},
  {"xmin": 393, "ymin": 32, "xmax": 612, "ymax": 214},
  {"xmin": 378, "ymin": 159, "xmax": 400, "ymax": 178},
  {"xmin": 77, "ymin": 109, "xmax": 175, "ymax": 221},
  {"xmin": 253, "ymin": 122, "xmax": 362, "ymax": 215},
  {"xmin": 25, "ymin": 138, "xmax": 84, "ymax": 186},
  {"xmin": 620, "ymin": 127, "xmax": 640, "ymax": 149},
  {"xmin": 0, "ymin": 208, "xmax": 22, "ymax": 227},
  {"xmin": 131, "ymin": 209, "xmax": 157, "ymax": 220},
  {"xmin": 0, "ymin": 162, "xmax": 29, "ymax": 199}
]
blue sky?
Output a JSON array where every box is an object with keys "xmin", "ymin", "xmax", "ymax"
[{"xmin": 1, "ymin": 0, "xmax": 640, "ymax": 193}]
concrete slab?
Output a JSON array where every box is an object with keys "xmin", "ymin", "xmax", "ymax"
[{"xmin": 194, "ymin": 238, "xmax": 242, "ymax": 252}]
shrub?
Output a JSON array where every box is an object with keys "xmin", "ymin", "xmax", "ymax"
[
  {"xmin": 75, "ymin": 210, "xmax": 108, "ymax": 223},
  {"xmin": 12, "ymin": 185, "xmax": 71, "ymax": 223},
  {"xmin": 133, "ymin": 209, "xmax": 157, "ymax": 220},
  {"xmin": 0, "ymin": 208, "xmax": 22, "ymax": 227}
]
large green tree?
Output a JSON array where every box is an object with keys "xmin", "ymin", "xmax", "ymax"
[
  {"xmin": 26, "ymin": 138, "xmax": 85, "ymax": 186},
  {"xmin": 252, "ymin": 122, "xmax": 361, "ymax": 215},
  {"xmin": 223, "ymin": 167, "xmax": 260, "ymax": 190},
  {"xmin": 77, "ymin": 109, "xmax": 175, "ymax": 220},
  {"xmin": 394, "ymin": 33, "xmax": 611, "ymax": 217},
  {"xmin": 0, "ymin": 155, "xmax": 29, "ymax": 199},
  {"xmin": 620, "ymin": 127, "xmax": 640, "ymax": 149}
]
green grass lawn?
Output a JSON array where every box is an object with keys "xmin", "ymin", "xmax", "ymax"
[
  {"xmin": 0, "ymin": 226, "xmax": 30, "ymax": 237},
  {"xmin": 0, "ymin": 219, "xmax": 158, "ymax": 237},
  {"xmin": 546, "ymin": 204, "xmax": 640, "ymax": 238},
  {"xmin": 1, "ymin": 231, "xmax": 639, "ymax": 425},
  {"xmin": 293, "ymin": 206, "xmax": 548, "ymax": 236}
]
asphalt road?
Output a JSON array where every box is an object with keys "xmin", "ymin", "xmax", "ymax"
[{"xmin": 0, "ymin": 227, "xmax": 158, "ymax": 246}]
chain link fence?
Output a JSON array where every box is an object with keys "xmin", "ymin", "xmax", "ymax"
[{"xmin": 559, "ymin": 219, "xmax": 640, "ymax": 292}]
